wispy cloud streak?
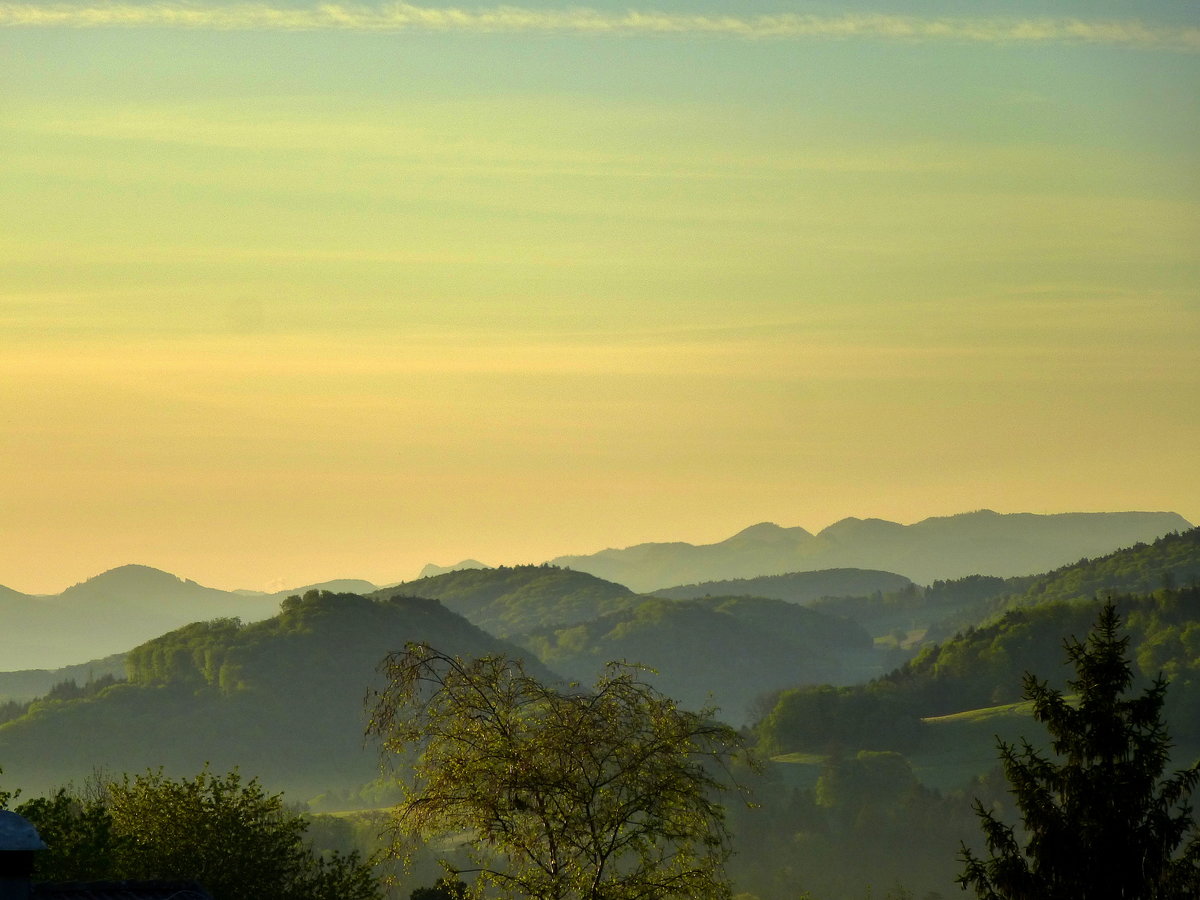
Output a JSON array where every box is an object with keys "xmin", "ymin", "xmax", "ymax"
[{"xmin": 1, "ymin": 2, "xmax": 1197, "ymax": 50}]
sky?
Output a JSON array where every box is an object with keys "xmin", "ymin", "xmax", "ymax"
[{"xmin": 1, "ymin": 0, "xmax": 1198, "ymax": 594}]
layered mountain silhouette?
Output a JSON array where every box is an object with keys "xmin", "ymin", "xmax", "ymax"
[
  {"xmin": 3, "ymin": 528, "xmax": 1197, "ymax": 900},
  {"xmin": 1, "ymin": 510, "xmax": 1189, "ymax": 671},
  {"xmin": 0, "ymin": 565, "xmax": 379, "ymax": 671},
  {"xmin": 548, "ymin": 510, "xmax": 1192, "ymax": 591},
  {"xmin": 0, "ymin": 590, "xmax": 545, "ymax": 798},
  {"xmin": 2, "ymin": 528, "xmax": 1198, "ymax": 808}
]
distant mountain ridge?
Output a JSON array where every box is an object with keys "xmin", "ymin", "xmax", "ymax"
[
  {"xmin": 0, "ymin": 566, "xmax": 258, "ymax": 670},
  {"xmin": 651, "ymin": 568, "xmax": 914, "ymax": 604},
  {"xmin": 548, "ymin": 510, "xmax": 1192, "ymax": 591},
  {"xmin": 55, "ymin": 564, "xmax": 257, "ymax": 614},
  {"xmin": 1, "ymin": 509, "xmax": 1190, "ymax": 671},
  {"xmin": 0, "ymin": 565, "xmax": 378, "ymax": 672}
]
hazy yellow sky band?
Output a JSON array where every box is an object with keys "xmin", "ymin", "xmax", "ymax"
[{"xmin": 1, "ymin": 3, "xmax": 1197, "ymax": 593}]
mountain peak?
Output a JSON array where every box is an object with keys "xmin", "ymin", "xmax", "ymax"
[
  {"xmin": 63, "ymin": 564, "xmax": 191, "ymax": 594},
  {"xmin": 548, "ymin": 511, "xmax": 1192, "ymax": 589},
  {"xmin": 730, "ymin": 522, "xmax": 785, "ymax": 540},
  {"xmin": 724, "ymin": 522, "xmax": 813, "ymax": 544},
  {"xmin": 817, "ymin": 517, "xmax": 905, "ymax": 539}
]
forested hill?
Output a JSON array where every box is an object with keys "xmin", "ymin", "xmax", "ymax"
[
  {"xmin": 1016, "ymin": 526, "xmax": 1200, "ymax": 606},
  {"xmin": 649, "ymin": 568, "xmax": 913, "ymax": 603},
  {"xmin": 369, "ymin": 564, "xmax": 637, "ymax": 636},
  {"xmin": 805, "ymin": 529, "xmax": 1200, "ymax": 647},
  {"xmin": 0, "ymin": 590, "xmax": 550, "ymax": 798},
  {"xmin": 755, "ymin": 585, "xmax": 1200, "ymax": 762},
  {"xmin": 519, "ymin": 595, "xmax": 876, "ymax": 725},
  {"xmin": 122, "ymin": 590, "xmax": 547, "ymax": 688},
  {"xmin": 899, "ymin": 582, "xmax": 1200, "ymax": 736},
  {"xmin": 0, "ymin": 653, "xmax": 127, "ymax": 704},
  {"xmin": 752, "ymin": 532, "xmax": 1200, "ymax": 760}
]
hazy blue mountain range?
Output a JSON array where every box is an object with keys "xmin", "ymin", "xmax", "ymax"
[
  {"xmin": 0, "ymin": 590, "xmax": 545, "ymax": 798},
  {"xmin": 0, "ymin": 565, "xmax": 276, "ymax": 671},
  {"xmin": 548, "ymin": 510, "xmax": 1192, "ymax": 591},
  {"xmin": 0, "ymin": 565, "xmax": 380, "ymax": 671},
  {"xmin": 0, "ymin": 510, "xmax": 1189, "ymax": 673}
]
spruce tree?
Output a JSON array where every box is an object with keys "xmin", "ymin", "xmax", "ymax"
[{"xmin": 959, "ymin": 602, "xmax": 1200, "ymax": 899}]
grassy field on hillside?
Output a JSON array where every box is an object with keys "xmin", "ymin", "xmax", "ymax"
[{"xmin": 912, "ymin": 700, "xmax": 1039, "ymax": 790}]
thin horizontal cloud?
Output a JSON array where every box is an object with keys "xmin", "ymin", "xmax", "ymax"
[{"xmin": 0, "ymin": 2, "xmax": 1198, "ymax": 50}]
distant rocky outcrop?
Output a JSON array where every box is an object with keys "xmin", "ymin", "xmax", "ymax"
[
  {"xmin": 266, "ymin": 578, "xmax": 379, "ymax": 598},
  {"xmin": 548, "ymin": 511, "xmax": 1192, "ymax": 591},
  {"xmin": 417, "ymin": 559, "xmax": 492, "ymax": 579}
]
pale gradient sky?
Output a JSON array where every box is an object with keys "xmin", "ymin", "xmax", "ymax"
[{"xmin": 1, "ymin": 1, "xmax": 1198, "ymax": 594}]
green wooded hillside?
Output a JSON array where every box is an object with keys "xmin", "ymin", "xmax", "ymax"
[
  {"xmin": 1016, "ymin": 526, "xmax": 1200, "ymax": 606},
  {"xmin": 649, "ymin": 568, "xmax": 913, "ymax": 604},
  {"xmin": 0, "ymin": 590, "xmax": 549, "ymax": 798},
  {"xmin": 756, "ymin": 585, "xmax": 1200, "ymax": 759},
  {"xmin": 370, "ymin": 564, "xmax": 637, "ymax": 637},
  {"xmin": 519, "ymin": 595, "xmax": 876, "ymax": 724},
  {"xmin": 913, "ymin": 527, "xmax": 1200, "ymax": 644},
  {"xmin": 808, "ymin": 573, "xmax": 1025, "ymax": 643},
  {"xmin": 743, "ymin": 577, "xmax": 1200, "ymax": 899},
  {"xmin": 753, "ymin": 530, "xmax": 1200, "ymax": 757}
]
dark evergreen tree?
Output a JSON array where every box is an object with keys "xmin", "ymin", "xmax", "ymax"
[{"xmin": 959, "ymin": 602, "xmax": 1200, "ymax": 899}]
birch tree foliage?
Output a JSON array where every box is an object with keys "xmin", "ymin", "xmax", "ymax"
[{"xmin": 368, "ymin": 643, "xmax": 749, "ymax": 900}]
